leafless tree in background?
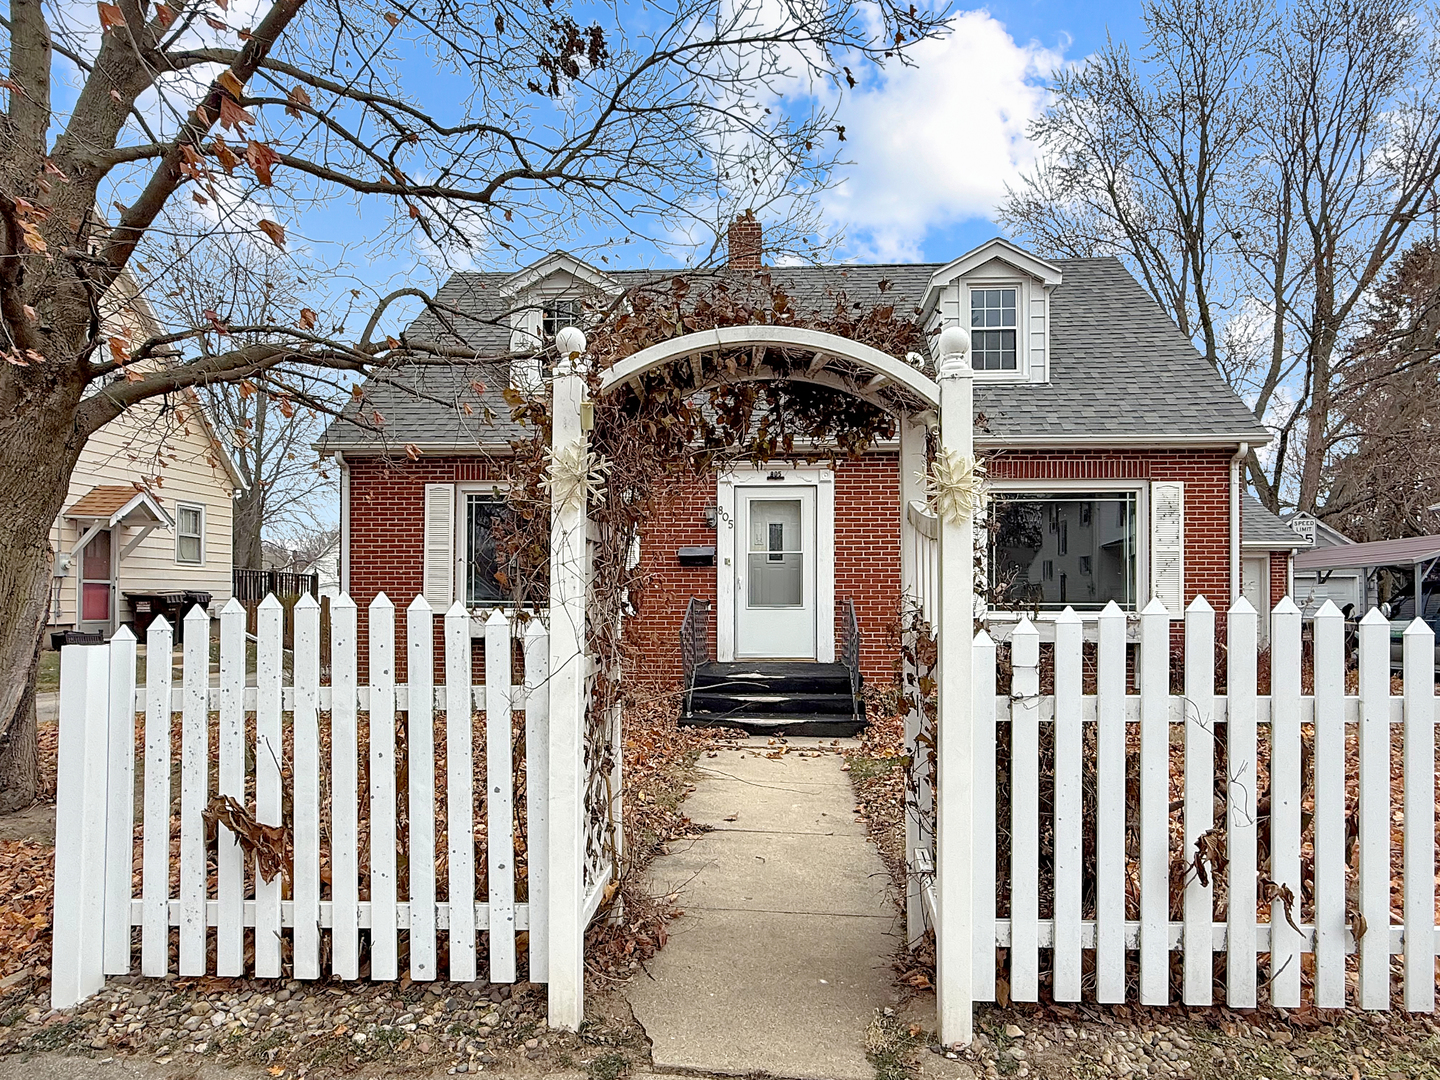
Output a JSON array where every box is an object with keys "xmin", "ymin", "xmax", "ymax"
[
  {"xmin": 158, "ymin": 236, "xmax": 336, "ymax": 568},
  {"xmin": 1000, "ymin": 0, "xmax": 1440, "ymax": 516},
  {"xmin": 0, "ymin": 0, "xmax": 950, "ymax": 807},
  {"xmin": 1324, "ymin": 240, "xmax": 1440, "ymax": 540}
]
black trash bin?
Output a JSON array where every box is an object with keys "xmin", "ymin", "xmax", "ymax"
[{"xmin": 124, "ymin": 590, "xmax": 188, "ymax": 637}]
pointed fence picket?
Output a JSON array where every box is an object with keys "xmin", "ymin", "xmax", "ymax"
[
  {"xmin": 52, "ymin": 592, "xmax": 552, "ymax": 1007},
  {"xmin": 907, "ymin": 594, "xmax": 1440, "ymax": 1016}
]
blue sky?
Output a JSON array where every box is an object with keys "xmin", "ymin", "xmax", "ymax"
[
  {"xmin": 267, "ymin": 0, "xmax": 1150, "ymax": 308},
  {"xmin": 893, "ymin": 0, "xmax": 1142, "ymax": 263}
]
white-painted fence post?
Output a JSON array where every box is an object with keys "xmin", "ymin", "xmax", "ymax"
[
  {"xmin": 141, "ymin": 616, "xmax": 173, "ymax": 977},
  {"xmin": 1311, "ymin": 600, "xmax": 1346, "ymax": 1007},
  {"xmin": 369, "ymin": 592, "xmax": 399, "ymax": 980},
  {"xmin": 216, "ymin": 599, "xmax": 247, "ymax": 976},
  {"xmin": 293, "ymin": 593, "xmax": 322, "ymax": 979},
  {"xmin": 1009, "ymin": 616, "xmax": 1040, "ymax": 1004},
  {"xmin": 487, "ymin": 608, "xmax": 518, "ymax": 982},
  {"xmin": 548, "ymin": 331, "xmax": 589, "ymax": 1031},
  {"xmin": 1356, "ymin": 608, "xmax": 1391, "ymax": 1009},
  {"xmin": 445, "ymin": 600, "xmax": 477, "ymax": 982},
  {"xmin": 1402, "ymin": 616, "xmax": 1436, "ymax": 1013},
  {"xmin": 103, "ymin": 626, "xmax": 137, "ymax": 976},
  {"xmin": 406, "ymin": 595, "xmax": 437, "ymax": 981},
  {"xmin": 1182, "ymin": 595, "xmax": 1215, "ymax": 1005},
  {"xmin": 1095, "ymin": 600, "xmax": 1127, "ymax": 1002},
  {"xmin": 52, "ymin": 643, "xmax": 111, "ymax": 1008},
  {"xmin": 255, "ymin": 595, "xmax": 285, "ymax": 978},
  {"xmin": 331, "ymin": 593, "xmax": 361, "ymax": 980},
  {"xmin": 178, "ymin": 604, "xmax": 210, "ymax": 976},
  {"xmin": 971, "ymin": 629, "xmax": 996, "ymax": 1001},
  {"xmin": 1226, "ymin": 597, "xmax": 1258, "ymax": 1009},
  {"xmin": 1052, "ymin": 606, "xmax": 1083, "ymax": 1002},
  {"xmin": 524, "ymin": 618, "xmax": 551, "ymax": 983},
  {"xmin": 1268, "ymin": 597, "xmax": 1303, "ymax": 1008},
  {"xmin": 934, "ymin": 330, "xmax": 974, "ymax": 1047},
  {"xmin": 1137, "ymin": 598, "xmax": 1170, "ymax": 1004}
]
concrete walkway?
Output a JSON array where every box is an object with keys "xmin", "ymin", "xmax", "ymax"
[{"xmin": 627, "ymin": 740, "xmax": 901, "ymax": 1080}]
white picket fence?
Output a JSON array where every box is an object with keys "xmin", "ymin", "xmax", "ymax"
[
  {"xmin": 910, "ymin": 596, "xmax": 1439, "ymax": 1012},
  {"xmin": 50, "ymin": 592, "xmax": 588, "ymax": 1008}
]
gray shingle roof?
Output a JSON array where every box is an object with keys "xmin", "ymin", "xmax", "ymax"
[
  {"xmin": 974, "ymin": 258, "xmax": 1267, "ymax": 441},
  {"xmin": 1242, "ymin": 493, "xmax": 1310, "ymax": 549},
  {"xmin": 318, "ymin": 255, "xmax": 1268, "ymax": 452}
]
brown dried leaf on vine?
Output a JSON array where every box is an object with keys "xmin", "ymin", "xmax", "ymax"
[
  {"xmin": 1258, "ymin": 875, "xmax": 1302, "ymax": 935},
  {"xmin": 1189, "ymin": 825, "xmax": 1226, "ymax": 888},
  {"xmin": 203, "ymin": 795, "xmax": 291, "ymax": 887}
]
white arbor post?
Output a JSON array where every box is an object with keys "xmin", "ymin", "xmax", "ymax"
[
  {"xmin": 548, "ymin": 327, "xmax": 589, "ymax": 1031},
  {"xmin": 934, "ymin": 327, "xmax": 975, "ymax": 1047}
]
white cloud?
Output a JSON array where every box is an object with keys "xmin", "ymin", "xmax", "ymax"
[{"xmin": 821, "ymin": 10, "xmax": 1064, "ymax": 262}]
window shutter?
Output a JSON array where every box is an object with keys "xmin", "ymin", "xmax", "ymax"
[
  {"xmin": 1150, "ymin": 481, "xmax": 1185, "ymax": 616},
  {"xmin": 423, "ymin": 483, "xmax": 455, "ymax": 607}
]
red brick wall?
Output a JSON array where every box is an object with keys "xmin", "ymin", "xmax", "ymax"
[
  {"xmin": 1269, "ymin": 551, "xmax": 1291, "ymax": 608},
  {"xmin": 346, "ymin": 456, "xmax": 511, "ymax": 680}
]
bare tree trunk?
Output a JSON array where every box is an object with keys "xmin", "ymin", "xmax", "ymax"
[
  {"xmin": 0, "ymin": 682, "xmax": 39, "ymax": 812},
  {"xmin": 0, "ymin": 395, "xmax": 87, "ymax": 809},
  {"xmin": 233, "ymin": 483, "xmax": 266, "ymax": 569}
]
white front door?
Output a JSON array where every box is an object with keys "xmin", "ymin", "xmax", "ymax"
[{"xmin": 735, "ymin": 487, "xmax": 817, "ymax": 659}]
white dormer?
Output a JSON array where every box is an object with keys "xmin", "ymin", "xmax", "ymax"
[
  {"xmin": 502, "ymin": 252, "xmax": 620, "ymax": 391},
  {"xmin": 920, "ymin": 238, "xmax": 1062, "ymax": 384}
]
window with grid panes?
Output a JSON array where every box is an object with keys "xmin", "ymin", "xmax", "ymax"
[{"xmin": 970, "ymin": 287, "xmax": 1018, "ymax": 371}]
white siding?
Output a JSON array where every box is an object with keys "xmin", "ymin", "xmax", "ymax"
[
  {"xmin": 48, "ymin": 397, "xmax": 236, "ymax": 631},
  {"xmin": 926, "ymin": 255, "xmax": 1053, "ymax": 383}
]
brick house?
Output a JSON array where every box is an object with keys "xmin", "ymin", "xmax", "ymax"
[{"xmin": 318, "ymin": 233, "xmax": 1308, "ymax": 690}]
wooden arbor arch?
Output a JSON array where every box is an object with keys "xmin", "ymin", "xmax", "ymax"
[
  {"xmin": 597, "ymin": 324, "xmax": 941, "ymax": 414},
  {"xmin": 548, "ymin": 323, "xmax": 979, "ymax": 1047}
]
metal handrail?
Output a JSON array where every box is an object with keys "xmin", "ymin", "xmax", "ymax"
[
  {"xmin": 841, "ymin": 598, "xmax": 862, "ymax": 721},
  {"xmin": 680, "ymin": 598, "xmax": 711, "ymax": 712}
]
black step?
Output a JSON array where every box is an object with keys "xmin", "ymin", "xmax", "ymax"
[
  {"xmin": 680, "ymin": 713, "xmax": 866, "ymax": 738},
  {"xmin": 689, "ymin": 690, "xmax": 855, "ymax": 717},
  {"xmin": 693, "ymin": 661, "xmax": 853, "ymax": 695},
  {"xmin": 682, "ymin": 661, "xmax": 863, "ymax": 736}
]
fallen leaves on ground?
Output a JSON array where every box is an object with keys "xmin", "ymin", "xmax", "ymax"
[{"xmin": 0, "ymin": 839, "xmax": 52, "ymax": 981}]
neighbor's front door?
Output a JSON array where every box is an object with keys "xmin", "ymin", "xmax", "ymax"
[
  {"xmin": 735, "ymin": 487, "xmax": 817, "ymax": 659},
  {"xmin": 79, "ymin": 528, "xmax": 114, "ymax": 634}
]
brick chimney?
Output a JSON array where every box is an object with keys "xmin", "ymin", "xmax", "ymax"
[{"xmin": 727, "ymin": 211, "xmax": 762, "ymax": 271}]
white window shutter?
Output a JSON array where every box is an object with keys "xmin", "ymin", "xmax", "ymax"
[
  {"xmin": 423, "ymin": 483, "xmax": 455, "ymax": 607},
  {"xmin": 1150, "ymin": 481, "xmax": 1185, "ymax": 616}
]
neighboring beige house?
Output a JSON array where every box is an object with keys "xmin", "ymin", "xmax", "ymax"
[{"xmin": 46, "ymin": 273, "xmax": 245, "ymax": 642}]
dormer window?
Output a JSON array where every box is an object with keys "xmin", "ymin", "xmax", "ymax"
[
  {"xmin": 542, "ymin": 299, "xmax": 583, "ymax": 338},
  {"xmin": 970, "ymin": 287, "xmax": 1018, "ymax": 371}
]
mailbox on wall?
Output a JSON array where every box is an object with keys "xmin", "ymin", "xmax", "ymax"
[{"xmin": 677, "ymin": 546, "xmax": 716, "ymax": 567}]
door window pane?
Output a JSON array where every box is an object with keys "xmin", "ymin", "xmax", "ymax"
[
  {"xmin": 466, "ymin": 495, "xmax": 508, "ymax": 604},
  {"xmin": 82, "ymin": 583, "xmax": 110, "ymax": 621},
  {"xmin": 989, "ymin": 492, "xmax": 1138, "ymax": 611},
  {"xmin": 747, "ymin": 498, "xmax": 803, "ymax": 608},
  {"xmin": 82, "ymin": 530, "xmax": 111, "ymax": 579}
]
